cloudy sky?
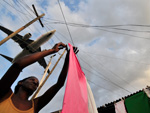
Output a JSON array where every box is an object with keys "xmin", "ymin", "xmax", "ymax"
[{"xmin": 1, "ymin": 0, "xmax": 150, "ymax": 112}]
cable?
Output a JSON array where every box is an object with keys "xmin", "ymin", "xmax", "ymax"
[
  {"xmin": 43, "ymin": 20, "xmax": 150, "ymax": 40},
  {"xmin": 43, "ymin": 11, "xmax": 132, "ymax": 94},
  {"xmin": 44, "ymin": 24, "xmax": 72, "ymax": 43},
  {"xmin": 3, "ymin": 0, "xmax": 29, "ymax": 15},
  {"xmin": 20, "ymin": 0, "xmax": 36, "ymax": 14},
  {"xmin": 43, "ymin": 20, "xmax": 150, "ymax": 33},
  {"xmin": 16, "ymin": 0, "xmax": 45, "ymax": 34},
  {"xmin": 8, "ymin": 0, "xmax": 65, "ymax": 63},
  {"xmin": 82, "ymin": 51, "xmax": 139, "ymax": 90},
  {"xmin": 95, "ymin": 27, "xmax": 150, "ymax": 40},
  {"xmin": 82, "ymin": 51, "xmax": 150, "ymax": 65},
  {"xmin": 1, "ymin": 0, "xmax": 147, "ymax": 95},
  {"xmin": 13, "ymin": 3, "xmax": 150, "ymax": 41},
  {"xmin": 43, "ymin": 20, "xmax": 150, "ymax": 28},
  {"xmin": 87, "ymin": 79, "xmax": 123, "ymax": 97},
  {"xmin": 79, "ymin": 56, "xmax": 132, "ymax": 93},
  {"xmin": 0, "ymin": 1, "xmax": 52, "ymax": 68},
  {"xmin": 2, "ymin": 0, "xmax": 35, "ymax": 33},
  {"xmin": 57, "ymin": 0, "xmax": 75, "ymax": 46}
]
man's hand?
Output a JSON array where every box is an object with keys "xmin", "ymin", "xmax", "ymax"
[
  {"xmin": 52, "ymin": 42, "xmax": 66, "ymax": 52},
  {"xmin": 73, "ymin": 47, "xmax": 79, "ymax": 54},
  {"xmin": 66, "ymin": 46, "xmax": 79, "ymax": 58}
]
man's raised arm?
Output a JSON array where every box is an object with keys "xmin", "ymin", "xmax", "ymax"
[
  {"xmin": 0, "ymin": 42, "xmax": 66, "ymax": 98},
  {"xmin": 35, "ymin": 47, "xmax": 78, "ymax": 112}
]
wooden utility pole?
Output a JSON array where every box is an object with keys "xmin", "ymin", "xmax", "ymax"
[
  {"xmin": 31, "ymin": 49, "xmax": 66, "ymax": 100},
  {"xmin": 32, "ymin": 4, "xmax": 44, "ymax": 27},
  {"xmin": 0, "ymin": 13, "xmax": 45, "ymax": 46}
]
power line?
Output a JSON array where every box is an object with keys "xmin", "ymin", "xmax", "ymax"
[
  {"xmin": 43, "ymin": 20, "xmax": 150, "ymax": 33},
  {"xmin": 2, "ymin": 0, "xmax": 37, "ymax": 34},
  {"xmin": 44, "ymin": 24, "xmax": 71, "ymax": 43},
  {"xmin": 3, "ymin": 0, "xmax": 29, "ymax": 16},
  {"xmin": 39, "ymin": 2, "xmax": 131, "ymax": 93},
  {"xmin": 57, "ymin": 0, "xmax": 75, "ymax": 46},
  {"xmin": 16, "ymin": 0, "xmax": 45, "ymax": 34},
  {"xmin": 87, "ymin": 79, "xmax": 123, "ymax": 97},
  {"xmin": 1, "ymin": 0, "xmax": 50, "ymax": 62},
  {"xmin": 81, "ymin": 51, "xmax": 150, "ymax": 65},
  {"xmin": 43, "ymin": 20, "xmax": 150, "ymax": 28},
  {"xmin": 107, "ymin": 27, "xmax": 150, "ymax": 33},
  {"xmin": 4, "ymin": 0, "xmax": 150, "ymax": 41},
  {"xmin": 1, "ymin": 0, "xmax": 66, "ymax": 64},
  {"xmin": 79, "ymin": 56, "xmax": 132, "ymax": 93},
  {"xmin": 1, "ymin": 0, "xmax": 147, "ymax": 95},
  {"xmin": 82, "ymin": 51, "xmax": 139, "ymax": 90},
  {"xmin": 43, "ymin": 20, "xmax": 150, "ymax": 40},
  {"xmin": 56, "ymin": 0, "xmax": 132, "ymax": 93},
  {"xmin": 19, "ymin": 0, "xmax": 36, "ymax": 14}
]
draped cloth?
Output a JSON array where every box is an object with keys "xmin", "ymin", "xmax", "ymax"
[
  {"xmin": 86, "ymin": 79, "xmax": 98, "ymax": 113},
  {"xmin": 125, "ymin": 91, "xmax": 150, "ymax": 113},
  {"xmin": 61, "ymin": 43, "xmax": 89, "ymax": 113},
  {"xmin": 98, "ymin": 105, "xmax": 115, "ymax": 113},
  {"xmin": 114, "ymin": 100, "xmax": 127, "ymax": 113},
  {"xmin": 144, "ymin": 87, "xmax": 150, "ymax": 98}
]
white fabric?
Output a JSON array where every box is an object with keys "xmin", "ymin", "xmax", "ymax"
[
  {"xmin": 86, "ymin": 80, "xmax": 98, "ymax": 113},
  {"xmin": 115, "ymin": 100, "xmax": 127, "ymax": 113},
  {"xmin": 144, "ymin": 87, "xmax": 150, "ymax": 98}
]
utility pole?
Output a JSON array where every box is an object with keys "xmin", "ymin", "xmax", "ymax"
[
  {"xmin": 0, "ymin": 13, "xmax": 45, "ymax": 46},
  {"xmin": 32, "ymin": 4, "xmax": 44, "ymax": 27}
]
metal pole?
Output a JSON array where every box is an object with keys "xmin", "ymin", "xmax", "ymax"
[{"xmin": 0, "ymin": 13, "xmax": 45, "ymax": 46}]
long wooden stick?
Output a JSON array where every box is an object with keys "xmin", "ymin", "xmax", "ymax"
[
  {"xmin": 33, "ymin": 55, "xmax": 55, "ymax": 98},
  {"xmin": 0, "ymin": 13, "xmax": 45, "ymax": 46},
  {"xmin": 31, "ymin": 49, "xmax": 66, "ymax": 100}
]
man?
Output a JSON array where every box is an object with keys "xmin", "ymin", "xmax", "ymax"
[{"xmin": 0, "ymin": 42, "xmax": 78, "ymax": 113}]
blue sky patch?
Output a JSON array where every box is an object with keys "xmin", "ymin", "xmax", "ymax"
[
  {"xmin": 38, "ymin": 0, "xmax": 48, "ymax": 10},
  {"xmin": 108, "ymin": 47, "xmax": 114, "ymax": 51},
  {"xmin": 7, "ymin": 12, "xmax": 16, "ymax": 21},
  {"xmin": 88, "ymin": 38, "xmax": 100, "ymax": 46},
  {"xmin": 62, "ymin": 0, "xmax": 80, "ymax": 11}
]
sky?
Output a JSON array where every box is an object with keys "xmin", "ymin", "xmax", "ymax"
[{"xmin": 0, "ymin": 0, "xmax": 150, "ymax": 112}]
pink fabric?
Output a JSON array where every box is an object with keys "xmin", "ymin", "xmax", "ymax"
[
  {"xmin": 115, "ymin": 100, "xmax": 127, "ymax": 113},
  {"xmin": 61, "ymin": 43, "xmax": 89, "ymax": 113}
]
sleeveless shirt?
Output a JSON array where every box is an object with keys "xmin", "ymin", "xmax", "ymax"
[{"xmin": 0, "ymin": 93, "xmax": 34, "ymax": 113}]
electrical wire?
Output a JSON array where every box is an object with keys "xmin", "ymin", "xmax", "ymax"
[
  {"xmin": 82, "ymin": 51, "xmax": 139, "ymax": 90},
  {"xmin": 43, "ymin": 20, "xmax": 150, "ymax": 28},
  {"xmin": 3, "ymin": 0, "xmax": 29, "ymax": 15},
  {"xmin": 79, "ymin": 56, "xmax": 132, "ymax": 93},
  {"xmin": 43, "ymin": 20, "xmax": 150, "ymax": 33},
  {"xmin": 87, "ymin": 79, "xmax": 123, "ymax": 97},
  {"xmin": 57, "ymin": 0, "xmax": 75, "ymax": 46},
  {"xmin": 82, "ymin": 51, "xmax": 150, "ymax": 65},
  {"xmin": 43, "ymin": 20, "xmax": 150, "ymax": 40},
  {"xmin": 1, "ymin": 0, "xmax": 147, "ymax": 95}
]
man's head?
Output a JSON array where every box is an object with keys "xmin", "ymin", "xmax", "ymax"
[{"xmin": 14, "ymin": 76, "xmax": 39, "ymax": 96}]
